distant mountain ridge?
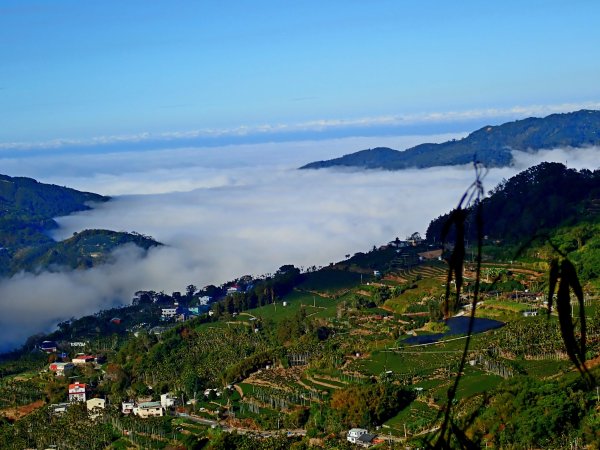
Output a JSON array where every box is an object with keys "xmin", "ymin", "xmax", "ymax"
[
  {"xmin": 0, "ymin": 174, "xmax": 160, "ymax": 275},
  {"xmin": 299, "ymin": 109, "xmax": 600, "ymax": 170}
]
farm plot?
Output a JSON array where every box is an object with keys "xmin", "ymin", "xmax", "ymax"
[
  {"xmin": 248, "ymin": 290, "xmax": 336, "ymax": 324},
  {"xmin": 384, "ymin": 399, "xmax": 439, "ymax": 436},
  {"xmin": 297, "ymin": 268, "xmax": 364, "ymax": 294}
]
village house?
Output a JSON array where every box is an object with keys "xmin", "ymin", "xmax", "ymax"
[
  {"xmin": 356, "ymin": 433, "xmax": 377, "ymax": 447},
  {"xmin": 49, "ymin": 362, "xmax": 74, "ymax": 377},
  {"xmin": 160, "ymin": 392, "xmax": 177, "ymax": 409},
  {"xmin": 161, "ymin": 306, "xmax": 178, "ymax": 320},
  {"xmin": 40, "ymin": 340, "xmax": 58, "ymax": 353},
  {"xmin": 134, "ymin": 401, "xmax": 164, "ymax": 418},
  {"xmin": 72, "ymin": 354, "xmax": 95, "ymax": 365},
  {"xmin": 121, "ymin": 401, "xmax": 135, "ymax": 414},
  {"xmin": 49, "ymin": 402, "xmax": 71, "ymax": 416},
  {"xmin": 226, "ymin": 285, "xmax": 241, "ymax": 295},
  {"xmin": 86, "ymin": 398, "xmax": 106, "ymax": 419},
  {"xmin": 68, "ymin": 382, "xmax": 87, "ymax": 402},
  {"xmin": 198, "ymin": 295, "xmax": 211, "ymax": 305},
  {"xmin": 347, "ymin": 428, "xmax": 368, "ymax": 444},
  {"xmin": 388, "ymin": 239, "xmax": 409, "ymax": 248}
]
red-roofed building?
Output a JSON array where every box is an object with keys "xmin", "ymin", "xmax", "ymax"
[
  {"xmin": 49, "ymin": 362, "xmax": 74, "ymax": 377},
  {"xmin": 40, "ymin": 340, "xmax": 58, "ymax": 353},
  {"xmin": 68, "ymin": 382, "xmax": 87, "ymax": 402},
  {"xmin": 227, "ymin": 285, "xmax": 241, "ymax": 295}
]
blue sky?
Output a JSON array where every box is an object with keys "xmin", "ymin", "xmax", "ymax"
[{"xmin": 2, "ymin": 0, "xmax": 600, "ymax": 149}]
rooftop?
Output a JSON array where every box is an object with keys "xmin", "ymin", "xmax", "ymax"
[{"xmin": 138, "ymin": 401, "xmax": 162, "ymax": 409}]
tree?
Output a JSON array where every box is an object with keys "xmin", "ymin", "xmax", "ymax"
[
  {"xmin": 186, "ymin": 284, "xmax": 198, "ymax": 299},
  {"xmin": 329, "ymin": 383, "xmax": 413, "ymax": 429},
  {"xmin": 409, "ymin": 231, "xmax": 422, "ymax": 242}
]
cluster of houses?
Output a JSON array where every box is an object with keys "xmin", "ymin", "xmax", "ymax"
[
  {"xmin": 49, "ymin": 384, "xmax": 179, "ymax": 421},
  {"xmin": 160, "ymin": 297, "xmax": 210, "ymax": 322},
  {"xmin": 48, "ymin": 353, "xmax": 106, "ymax": 376},
  {"xmin": 121, "ymin": 393, "xmax": 177, "ymax": 418},
  {"xmin": 386, "ymin": 234, "xmax": 424, "ymax": 249},
  {"xmin": 49, "ymin": 382, "xmax": 106, "ymax": 419},
  {"xmin": 347, "ymin": 428, "xmax": 382, "ymax": 447}
]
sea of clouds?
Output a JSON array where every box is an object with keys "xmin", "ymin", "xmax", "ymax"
[{"xmin": 0, "ymin": 135, "xmax": 598, "ymax": 350}]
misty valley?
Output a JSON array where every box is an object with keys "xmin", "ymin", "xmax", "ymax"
[
  {"xmin": 5, "ymin": 0, "xmax": 600, "ymax": 447},
  {"xmin": 0, "ymin": 111, "xmax": 599, "ymax": 449}
]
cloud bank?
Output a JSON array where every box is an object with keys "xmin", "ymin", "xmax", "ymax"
[
  {"xmin": 2, "ymin": 101, "xmax": 599, "ymax": 152},
  {"xmin": 0, "ymin": 137, "xmax": 598, "ymax": 351}
]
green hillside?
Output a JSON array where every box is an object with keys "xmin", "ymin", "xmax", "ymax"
[
  {"xmin": 1, "ymin": 164, "xmax": 599, "ymax": 449},
  {"xmin": 427, "ymin": 163, "xmax": 600, "ymax": 288},
  {"xmin": 0, "ymin": 174, "xmax": 160, "ymax": 275}
]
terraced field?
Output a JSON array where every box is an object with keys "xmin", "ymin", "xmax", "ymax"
[{"xmin": 387, "ymin": 261, "xmax": 448, "ymax": 284}]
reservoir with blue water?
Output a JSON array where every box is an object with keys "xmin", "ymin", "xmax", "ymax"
[{"xmin": 403, "ymin": 316, "xmax": 505, "ymax": 345}]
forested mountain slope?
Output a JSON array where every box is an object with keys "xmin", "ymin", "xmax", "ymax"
[
  {"xmin": 0, "ymin": 174, "xmax": 159, "ymax": 275},
  {"xmin": 300, "ymin": 109, "xmax": 600, "ymax": 170},
  {"xmin": 426, "ymin": 162, "xmax": 600, "ymax": 289}
]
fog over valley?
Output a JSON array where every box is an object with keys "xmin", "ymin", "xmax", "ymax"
[{"xmin": 0, "ymin": 136, "xmax": 598, "ymax": 350}]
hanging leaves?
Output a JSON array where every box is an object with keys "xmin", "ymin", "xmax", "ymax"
[
  {"xmin": 546, "ymin": 258, "xmax": 559, "ymax": 314},
  {"xmin": 430, "ymin": 161, "xmax": 596, "ymax": 448},
  {"xmin": 441, "ymin": 207, "xmax": 468, "ymax": 318},
  {"xmin": 547, "ymin": 258, "xmax": 592, "ymax": 382},
  {"xmin": 433, "ymin": 162, "xmax": 487, "ymax": 449}
]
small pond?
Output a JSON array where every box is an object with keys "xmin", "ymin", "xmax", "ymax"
[{"xmin": 403, "ymin": 316, "xmax": 505, "ymax": 345}]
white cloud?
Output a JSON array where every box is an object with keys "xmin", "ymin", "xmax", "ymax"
[
  {"xmin": 0, "ymin": 137, "xmax": 598, "ymax": 351},
  {"xmin": 511, "ymin": 146, "xmax": 600, "ymax": 171},
  {"xmin": 1, "ymin": 134, "xmax": 462, "ymax": 194},
  {"xmin": 2, "ymin": 101, "xmax": 599, "ymax": 151}
]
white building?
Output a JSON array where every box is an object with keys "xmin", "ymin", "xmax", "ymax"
[
  {"xmin": 50, "ymin": 402, "xmax": 71, "ymax": 416},
  {"xmin": 68, "ymin": 382, "xmax": 87, "ymax": 402},
  {"xmin": 160, "ymin": 392, "xmax": 177, "ymax": 409},
  {"xmin": 134, "ymin": 401, "xmax": 164, "ymax": 418},
  {"xmin": 161, "ymin": 307, "xmax": 178, "ymax": 320},
  {"xmin": 121, "ymin": 401, "xmax": 135, "ymax": 414},
  {"xmin": 347, "ymin": 428, "xmax": 369, "ymax": 444},
  {"xmin": 72, "ymin": 355, "xmax": 95, "ymax": 365},
  {"xmin": 198, "ymin": 296, "xmax": 211, "ymax": 305}
]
